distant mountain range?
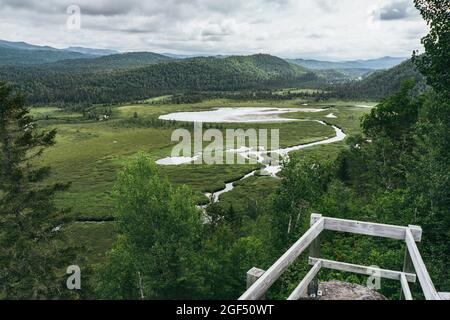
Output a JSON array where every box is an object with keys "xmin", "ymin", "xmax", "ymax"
[
  {"xmin": 0, "ymin": 39, "xmax": 419, "ymax": 105},
  {"xmin": 0, "ymin": 39, "xmax": 408, "ymax": 72},
  {"xmin": 162, "ymin": 53, "xmax": 230, "ymax": 59},
  {"xmin": 44, "ymin": 52, "xmax": 173, "ymax": 72},
  {"xmin": 288, "ymin": 56, "xmax": 408, "ymax": 71},
  {"xmin": 63, "ymin": 47, "xmax": 120, "ymax": 56},
  {"xmin": 0, "ymin": 40, "xmax": 119, "ymax": 65},
  {"xmin": 0, "ymin": 39, "xmax": 60, "ymax": 51},
  {"xmin": 162, "ymin": 53, "xmax": 203, "ymax": 59}
]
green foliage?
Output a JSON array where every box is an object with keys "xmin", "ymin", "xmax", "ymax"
[
  {"xmin": 413, "ymin": 0, "xmax": 450, "ymax": 95},
  {"xmin": 361, "ymin": 81, "xmax": 419, "ymax": 190},
  {"xmin": 96, "ymin": 153, "xmax": 204, "ymax": 299},
  {"xmin": 409, "ymin": 0, "xmax": 450, "ymax": 290},
  {"xmin": 0, "ymin": 82, "xmax": 74, "ymax": 299},
  {"xmin": 271, "ymin": 157, "xmax": 333, "ymax": 251},
  {"xmin": 199, "ymin": 219, "xmax": 270, "ymax": 299},
  {"xmin": 96, "ymin": 153, "xmax": 276, "ymax": 300}
]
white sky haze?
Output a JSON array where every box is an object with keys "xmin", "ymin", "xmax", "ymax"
[{"xmin": 0, "ymin": 0, "xmax": 428, "ymax": 60}]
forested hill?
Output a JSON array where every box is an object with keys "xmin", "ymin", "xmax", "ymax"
[
  {"xmin": 331, "ymin": 59, "xmax": 426, "ymax": 99},
  {"xmin": 42, "ymin": 52, "xmax": 174, "ymax": 72},
  {"xmin": 0, "ymin": 54, "xmax": 318, "ymax": 106}
]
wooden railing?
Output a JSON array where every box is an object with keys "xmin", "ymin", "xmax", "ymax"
[{"xmin": 239, "ymin": 213, "xmax": 444, "ymax": 300}]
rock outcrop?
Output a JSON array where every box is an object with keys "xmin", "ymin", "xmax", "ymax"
[{"xmin": 307, "ymin": 281, "xmax": 386, "ymax": 300}]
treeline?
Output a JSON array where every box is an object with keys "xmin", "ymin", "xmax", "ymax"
[{"xmin": 164, "ymin": 89, "xmax": 330, "ymax": 105}]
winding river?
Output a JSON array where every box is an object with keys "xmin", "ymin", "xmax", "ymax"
[{"xmin": 156, "ymin": 107, "xmax": 347, "ymax": 204}]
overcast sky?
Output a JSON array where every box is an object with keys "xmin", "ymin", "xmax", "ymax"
[{"xmin": 0, "ymin": 0, "xmax": 428, "ymax": 60}]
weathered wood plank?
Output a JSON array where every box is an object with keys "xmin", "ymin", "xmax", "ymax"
[
  {"xmin": 239, "ymin": 218, "xmax": 325, "ymax": 300},
  {"xmin": 400, "ymin": 273, "xmax": 413, "ymax": 300},
  {"xmin": 323, "ymin": 217, "xmax": 422, "ymax": 241},
  {"xmin": 287, "ymin": 260, "xmax": 322, "ymax": 300},
  {"xmin": 405, "ymin": 228, "xmax": 441, "ymax": 300},
  {"xmin": 309, "ymin": 258, "xmax": 417, "ymax": 282}
]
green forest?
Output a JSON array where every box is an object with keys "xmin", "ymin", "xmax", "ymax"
[{"xmin": 0, "ymin": 0, "xmax": 448, "ymax": 301}]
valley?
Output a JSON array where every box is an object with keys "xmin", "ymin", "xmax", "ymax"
[
  {"xmin": 1, "ymin": 0, "xmax": 448, "ymax": 303},
  {"xmin": 30, "ymin": 98, "xmax": 374, "ymax": 271}
]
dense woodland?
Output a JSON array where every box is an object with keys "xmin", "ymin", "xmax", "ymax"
[
  {"xmin": 331, "ymin": 59, "xmax": 427, "ymax": 100},
  {"xmin": 0, "ymin": 38, "xmax": 427, "ymax": 107},
  {"xmin": 0, "ymin": 0, "xmax": 448, "ymax": 300},
  {"xmin": 0, "ymin": 54, "xmax": 428, "ymax": 108},
  {"xmin": 0, "ymin": 54, "xmax": 322, "ymax": 106}
]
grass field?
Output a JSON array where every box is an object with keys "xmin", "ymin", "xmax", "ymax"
[{"xmin": 31, "ymin": 97, "xmax": 375, "ymax": 270}]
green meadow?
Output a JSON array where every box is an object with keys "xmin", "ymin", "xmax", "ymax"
[{"xmin": 30, "ymin": 97, "xmax": 374, "ymax": 267}]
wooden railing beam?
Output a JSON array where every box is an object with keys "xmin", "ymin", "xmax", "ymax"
[
  {"xmin": 309, "ymin": 258, "xmax": 417, "ymax": 282},
  {"xmin": 400, "ymin": 273, "xmax": 413, "ymax": 300},
  {"xmin": 323, "ymin": 217, "xmax": 422, "ymax": 241},
  {"xmin": 288, "ymin": 260, "xmax": 322, "ymax": 300},
  {"xmin": 240, "ymin": 214, "xmax": 439, "ymax": 301},
  {"xmin": 405, "ymin": 228, "xmax": 441, "ymax": 300},
  {"xmin": 239, "ymin": 217, "xmax": 325, "ymax": 300}
]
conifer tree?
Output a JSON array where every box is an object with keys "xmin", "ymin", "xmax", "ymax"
[{"xmin": 0, "ymin": 82, "xmax": 73, "ymax": 299}]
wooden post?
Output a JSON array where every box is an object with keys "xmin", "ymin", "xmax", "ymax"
[
  {"xmin": 307, "ymin": 213, "xmax": 322, "ymax": 298},
  {"xmin": 247, "ymin": 267, "xmax": 265, "ymax": 289},
  {"xmin": 400, "ymin": 247, "xmax": 414, "ymax": 299},
  {"xmin": 400, "ymin": 225, "xmax": 421, "ymax": 300}
]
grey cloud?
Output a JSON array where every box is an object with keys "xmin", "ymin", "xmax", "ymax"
[
  {"xmin": 0, "ymin": 0, "xmax": 427, "ymax": 60},
  {"xmin": 0, "ymin": 0, "xmax": 66, "ymax": 14},
  {"xmin": 201, "ymin": 22, "xmax": 235, "ymax": 37},
  {"xmin": 379, "ymin": 0, "xmax": 417, "ymax": 20},
  {"xmin": 119, "ymin": 28, "xmax": 154, "ymax": 34}
]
